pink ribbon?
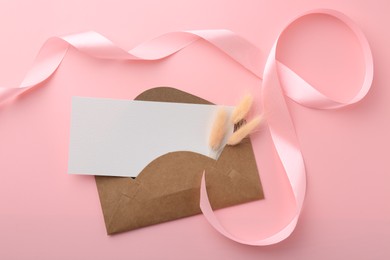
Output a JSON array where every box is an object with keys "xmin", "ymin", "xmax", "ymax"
[
  {"xmin": 200, "ymin": 9, "xmax": 373, "ymax": 245},
  {"xmin": 0, "ymin": 9, "xmax": 372, "ymax": 245}
]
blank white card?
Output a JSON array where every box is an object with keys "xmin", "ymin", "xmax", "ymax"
[{"xmin": 68, "ymin": 97, "xmax": 233, "ymax": 177}]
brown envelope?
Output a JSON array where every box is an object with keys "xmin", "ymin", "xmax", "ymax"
[{"xmin": 95, "ymin": 87, "xmax": 264, "ymax": 234}]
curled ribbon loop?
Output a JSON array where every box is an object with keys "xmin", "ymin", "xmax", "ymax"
[
  {"xmin": 0, "ymin": 9, "xmax": 372, "ymax": 245},
  {"xmin": 200, "ymin": 9, "xmax": 373, "ymax": 245}
]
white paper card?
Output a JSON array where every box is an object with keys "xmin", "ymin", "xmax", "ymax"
[{"xmin": 68, "ymin": 97, "xmax": 233, "ymax": 177}]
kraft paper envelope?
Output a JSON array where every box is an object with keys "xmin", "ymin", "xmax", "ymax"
[{"xmin": 95, "ymin": 87, "xmax": 264, "ymax": 234}]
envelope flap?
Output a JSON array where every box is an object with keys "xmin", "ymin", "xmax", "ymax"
[
  {"xmin": 104, "ymin": 142, "xmax": 262, "ymax": 233},
  {"xmin": 125, "ymin": 151, "xmax": 214, "ymax": 197},
  {"xmin": 135, "ymin": 86, "xmax": 212, "ymax": 105}
]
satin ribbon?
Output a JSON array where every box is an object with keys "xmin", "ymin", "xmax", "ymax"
[
  {"xmin": 0, "ymin": 9, "xmax": 372, "ymax": 245},
  {"xmin": 200, "ymin": 9, "xmax": 373, "ymax": 245}
]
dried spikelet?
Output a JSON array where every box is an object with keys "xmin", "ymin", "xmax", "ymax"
[
  {"xmin": 231, "ymin": 94, "xmax": 253, "ymax": 124},
  {"xmin": 227, "ymin": 115, "xmax": 262, "ymax": 146},
  {"xmin": 209, "ymin": 107, "xmax": 228, "ymax": 151}
]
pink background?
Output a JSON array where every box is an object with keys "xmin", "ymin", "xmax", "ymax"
[{"xmin": 0, "ymin": 0, "xmax": 389, "ymax": 259}]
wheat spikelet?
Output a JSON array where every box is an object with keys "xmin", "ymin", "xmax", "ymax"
[
  {"xmin": 227, "ymin": 115, "xmax": 262, "ymax": 146},
  {"xmin": 231, "ymin": 94, "xmax": 253, "ymax": 124},
  {"xmin": 208, "ymin": 107, "xmax": 228, "ymax": 151}
]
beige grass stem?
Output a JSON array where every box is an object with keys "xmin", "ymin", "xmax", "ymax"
[
  {"xmin": 209, "ymin": 107, "xmax": 228, "ymax": 151},
  {"xmin": 227, "ymin": 115, "xmax": 262, "ymax": 146},
  {"xmin": 231, "ymin": 94, "xmax": 253, "ymax": 124}
]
